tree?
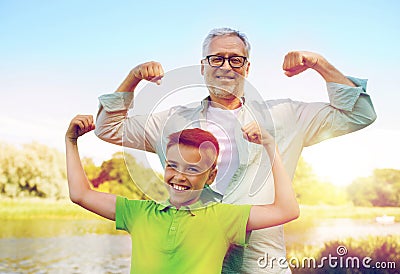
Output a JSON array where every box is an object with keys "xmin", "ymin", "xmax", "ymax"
[
  {"xmin": 87, "ymin": 152, "xmax": 168, "ymax": 201},
  {"xmin": 293, "ymin": 157, "xmax": 348, "ymax": 205},
  {"xmin": 81, "ymin": 157, "xmax": 101, "ymax": 182},
  {"xmin": 347, "ymin": 169, "xmax": 400, "ymax": 207},
  {"xmin": 0, "ymin": 142, "xmax": 68, "ymax": 198}
]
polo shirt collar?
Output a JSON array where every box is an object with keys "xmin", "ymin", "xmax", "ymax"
[{"xmin": 157, "ymin": 199, "xmax": 206, "ymax": 216}]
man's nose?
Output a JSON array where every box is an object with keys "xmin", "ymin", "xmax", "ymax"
[{"xmin": 220, "ymin": 59, "xmax": 232, "ymax": 70}]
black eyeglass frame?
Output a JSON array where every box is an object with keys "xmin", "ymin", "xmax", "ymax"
[{"xmin": 204, "ymin": 55, "xmax": 248, "ymax": 68}]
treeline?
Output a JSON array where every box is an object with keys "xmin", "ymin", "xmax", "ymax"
[
  {"xmin": 293, "ymin": 157, "xmax": 400, "ymax": 207},
  {"xmin": 347, "ymin": 169, "xmax": 400, "ymax": 207},
  {"xmin": 0, "ymin": 141, "xmax": 399, "ymax": 207}
]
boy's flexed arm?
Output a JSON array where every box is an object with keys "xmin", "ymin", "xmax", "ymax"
[
  {"xmin": 66, "ymin": 115, "xmax": 116, "ymax": 221},
  {"xmin": 242, "ymin": 122, "xmax": 300, "ymax": 231}
]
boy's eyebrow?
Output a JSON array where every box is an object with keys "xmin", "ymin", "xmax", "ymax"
[
  {"xmin": 166, "ymin": 160, "xmax": 204, "ymax": 170},
  {"xmin": 187, "ymin": 164, "xmax": 201, "ymax": 169},
  {"xmin": 165, "ymin": 159, "xmax": 177, "ymax": 164}
]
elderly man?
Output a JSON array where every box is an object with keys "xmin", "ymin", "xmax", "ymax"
[{"xmin": 95, "ymin": 27, "xmax": 376, "ymax": 273}]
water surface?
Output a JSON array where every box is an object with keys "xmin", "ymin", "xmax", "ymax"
[{"xmin": 1, "ymin": 218, "xmax": 399, "ymax": 273}]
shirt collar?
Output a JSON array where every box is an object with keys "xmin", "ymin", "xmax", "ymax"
[
  {"xmin": 156, "ymin": 198, "xmax": 206, "ymax": 216},
  {"xmin": 200, "ymin": 96, "xmax": 246, "ymax": 111}
]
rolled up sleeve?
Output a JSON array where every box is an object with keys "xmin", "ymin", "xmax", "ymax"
[
  {"xmin": 95, "ymin": 92, "xmax": 170, "ymax": 152},
  {"xmin": 98, "ymin": 92, "xmax": 134, "ymax": 112},
  {"xmin": 326, "ymin": 77, "xmax": 368, "ymax": 111},
  {"xmin": 293, "ymin": 76, "xmax": 377, "ymax": 147},
  {"xmin": 94, "ymin": 92, "xmax": 134, "ymax": 147}
]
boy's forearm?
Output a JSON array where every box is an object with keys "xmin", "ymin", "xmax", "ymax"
[
  {"xmin": 246, "ymin": 132, "xmax": 299, "ymax": 231},
  {"xmin": 265, "ymin": 144, "xmax": 299, "ymax": 219},
  {"xmin": 65, "ymin": 138, "xmax": 91, "ymax": 204},
  {"xmin": 246, "ymin": 144, "xmax": 299, "ymax": 231},
  {"xmin": 65, "ymin": 115, "xmax": 117, "ymax": 221},
  {"xmin": 65, "ymin": 137, "xmax": 117, "ymax": 221}
]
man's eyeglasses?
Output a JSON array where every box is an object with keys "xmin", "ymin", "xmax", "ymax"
[{"xmin": 204, "ymin": 55, "xmax": 247, "ymax": 68}]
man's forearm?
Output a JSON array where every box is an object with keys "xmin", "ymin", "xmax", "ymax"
[
  {"xmin": 116, "ymin": 71, "xmax": 142, "ymax": 92},
  {"xmin": 313, "ymin": 56, "xmax": 356, "ymax": 86}
]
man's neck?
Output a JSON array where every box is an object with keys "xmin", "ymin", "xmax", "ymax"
[{"xmin": 209, "ymin": 95, "xmax": 242, "ymax": 110}]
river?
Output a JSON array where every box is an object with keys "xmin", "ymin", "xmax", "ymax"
[{"xmin": 0, "ymin": 218, "xmax": 399, "ymax": 273}]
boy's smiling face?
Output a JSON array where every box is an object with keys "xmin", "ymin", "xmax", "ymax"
[{"xmin": 164, "ymin": 143, "xmax": 217, "ymax": 208}]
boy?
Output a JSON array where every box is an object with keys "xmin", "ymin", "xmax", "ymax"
[{"xmin": 65, "ymin": 115, "xmax": 299, "ymax": 274}]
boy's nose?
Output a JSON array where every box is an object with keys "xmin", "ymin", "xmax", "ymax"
[{"xmin": 174, "ymin": 171, "xmax": 186, "ymax": 181}]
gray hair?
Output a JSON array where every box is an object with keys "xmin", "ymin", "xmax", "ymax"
[{"xmin": 202, "ymin": 27, "xmax": 251, "ymax": 58}]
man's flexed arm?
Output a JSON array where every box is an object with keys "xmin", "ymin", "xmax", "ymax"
[
  {"xmin": 281, "ymin": 51, "xmax": 376, "ymax": 146},
  {"xmin": 116, "ymin": 61, "xmax": 164, "ymax": 92},
  {"xmin": 95, "ymin": 62, "xmax": 166, "ymax": 150},
  {"xmin": 283, "ymin": 51, "xmax": 356, "ymax": 86},
  {"xmin": 242, "ymin": 122, "xmax": 300, "ymax": 231},
  {"xmin": 66, "ymin": 115, "xmax": 116, "ymax": 221}
]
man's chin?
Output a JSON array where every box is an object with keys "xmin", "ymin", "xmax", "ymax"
[{"xmin": 210, "ymin": 87, "xmax": 240, "ymax": 100}]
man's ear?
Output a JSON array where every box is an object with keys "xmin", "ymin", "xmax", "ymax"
[
  {"xmin": 201, "ymin": 60, "xmax": 205, "ymax": 75},
  {"xmin": 245, "ymin": 61, "xmax": 250, "ymax": 77},
  {"xmin": 206, "ymin": 168, "xmax": 217, "ymax": 185}
]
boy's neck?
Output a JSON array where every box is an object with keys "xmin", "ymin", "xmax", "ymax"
[{"xmin": 170, "ymin": 196, "xmax": 201, "ymax": 209}]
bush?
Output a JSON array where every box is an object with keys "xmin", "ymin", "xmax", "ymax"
[{"xmin": 289, "ymin": 236, "xmax": 399, "ymax": 274}]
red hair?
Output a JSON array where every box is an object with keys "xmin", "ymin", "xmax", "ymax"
[{"xmin": 167, "ymin": 128, "xmax": 220, "ymax": 167}]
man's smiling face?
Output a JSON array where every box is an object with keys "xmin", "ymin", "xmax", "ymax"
[
  {"xmin": 201, "ymin": 34, "xmax": 250, "ymax": 100},
  {"xmin": 164, "ymin": 143, "xmax": 217, "ymax": 207}
]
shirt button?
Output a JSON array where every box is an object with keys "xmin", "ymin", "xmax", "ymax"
[{"xmin": 170, "ymin": 227, "xmax": 176, "ymax": 231}]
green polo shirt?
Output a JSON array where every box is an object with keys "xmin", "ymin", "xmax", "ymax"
[{"xmin": 115, "ymin": 196, "xmax": 251, "ymax": 274}]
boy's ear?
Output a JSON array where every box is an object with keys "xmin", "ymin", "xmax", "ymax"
[{"xmin": 206, "ymin": 168, "xmax": 217, "ymax": 185}]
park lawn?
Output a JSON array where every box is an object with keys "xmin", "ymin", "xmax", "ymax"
[
  {"xmin": 298, "ymin": 204, "xmax": 400, "ymax": 219},
  {"xmin": 0, "ymin": 198, "xmax": 100, "ymax": 220}
]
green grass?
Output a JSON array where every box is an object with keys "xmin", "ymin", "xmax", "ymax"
[
  {"xmin": 0, "ymin": 198, "xmax": 118, "ymax": 238},
  {"xmin": 298, "ymin": 204, "xmax": 400, "ymax": 220},
  {"xmin": 0, "ymin": 198, "xmax": 101, "ymax": 220}
]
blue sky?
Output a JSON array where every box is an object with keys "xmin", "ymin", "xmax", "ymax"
[{"xmin": 1, "ymin": 0, "xmax": 399, "ymax": 185}]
